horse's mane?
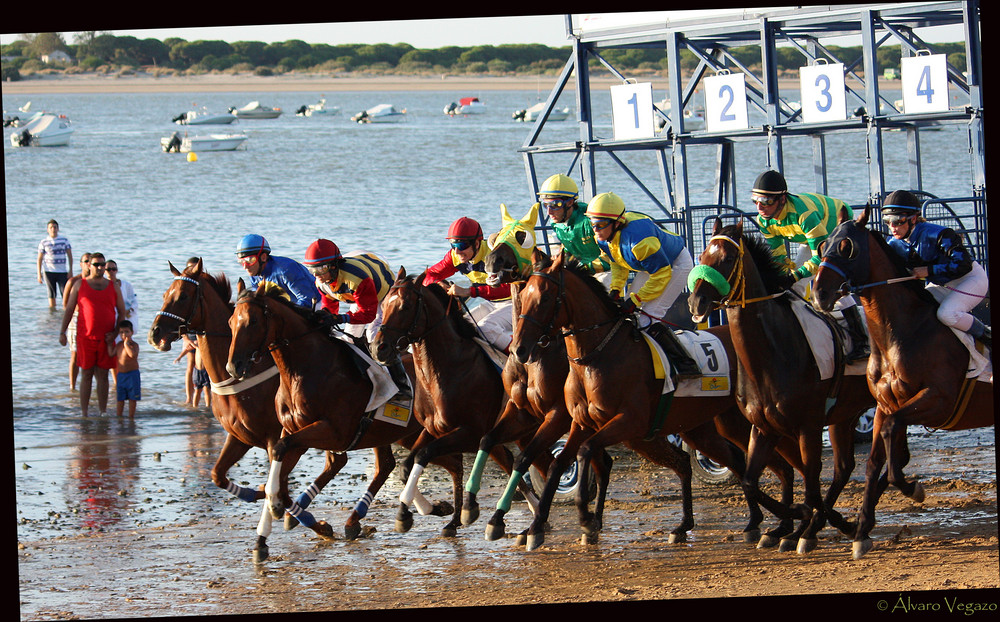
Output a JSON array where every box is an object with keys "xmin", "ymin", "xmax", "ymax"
[
  {"xmin": 535, "ymin": 251, "xmax": 621, "ymax": 316},
  {"xmin": 417, "ymin": 277, "xmax": 480, "ymax": 340},
  {"xmin": 183, "ymin": 267, "xmax": 235, "ymax": 312},
  {"xmin": 720, "ymin": 223, "xmax": 795, "ymax": 294},
  {"xmin": 240, "ymin": 284, "xmax": 327, "ymax": 325}
]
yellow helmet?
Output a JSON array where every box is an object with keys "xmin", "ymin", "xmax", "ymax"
[
  {"xmin": 537, "ymin": 174, "xmax": 579, "ymax": 198},
  {"xmin": 584, "ymin": 192, "xmax": 626, "ymax": 221}
]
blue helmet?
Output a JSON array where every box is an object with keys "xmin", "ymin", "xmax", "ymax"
[{"xmin": 236, "ymin": 234, "xmax": 270, "ymax": 257}]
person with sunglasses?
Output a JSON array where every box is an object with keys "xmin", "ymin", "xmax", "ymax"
[
  {"xmin": 303, "ymin": 238, "xmax": 410, "ymax": 398},
  {"xmin": 423, "ymin": 216, "xmax": 514, "ymax": 354},
  {"xmin": 751, "ymin": 169, "xmax": 869, "ymax": 362},
  {"xmin": 235, "ymin": 234, "xmax": 320, "ymax": 310},
  {"xmin": 535, "ymin": 174, "xmax": 611, "ymax": 283},
  {"xmin": 63, "ymin": 252, "xmax": 92, "ymax": 391},
  {"xmin": 584, "ymin": 192, "xmax": 700, "ymax": 378},
  {"xmin": 882, "ymin": 189, "xmax": 990, "ymax": 348}
]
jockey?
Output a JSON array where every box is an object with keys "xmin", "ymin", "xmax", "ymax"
[
  {"xmin": 236, "ymin": 234, "xmax": 320, "ymax": 309},
  {"xmin": 423, "ymin": 217, "xmax": 513, "ymax": 354},
  {"xmin": 751, "ymin": 170, "xmax": 869, "ymax": 362},
  {"xmin": 584, "ymin": 192, "xmax": 700, "ymax": 378},
  {"xmin": 881, "ymin": 189, "xmax": 991, "ymax": 349},
  {"xmin": 303, "ymin": 238, "xmax": 411, "ymax": 398},
  {"xmin": 536, "ymin": 174, "xmax": 611, "ymax": 279}
]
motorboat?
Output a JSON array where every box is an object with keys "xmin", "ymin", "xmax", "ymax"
[
  {"xmin": 351, "ymin": 104, "xmax": 406, "ymax": 124},
  {"xmin": 4, "ymin": 101, "xmax": 43, "ymax": 127},
  {"xmin": 512, "ymin": 102, "xmax": 571, "ymax": 122},
  {"xmin": 296, "ymin": 98, "xmax": 339, "ymax": 117},
  {"xmin": 9, "ymin": 113, "xmax": 73, "ymax": 147},
  {"xmin": 444, "ymin": 97, "xmax": 487, "ymax": 116},
  {"xmin": 172, "ymin": 108, "xmax": 238, "ymax": 125},
  {"xmin": 161, "ymin": 131, "xmax": 248, "ymax": 153},
  {"xmin": 229, "ymin": 101, "xmax": 283, "ymax": 119},
  {"xmin": 653, "ymin": 99, "xmax": 705, "ymax": 132}
]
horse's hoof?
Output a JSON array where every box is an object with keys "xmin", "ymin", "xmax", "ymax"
[
  {"xmin": 515, "ymin": 531, "xmax": 528, "ymax": 547},
  {"xmin": 910, "ymin": 481, "xmax": 926, "ymax": 503},
  {"xmin": 743, "ymin": 528, "xmax": 761, "ymax": 544},
  {"xmin": 314, "ymin": 521, "xmax": 335, "ymax": 541},
  {"xmin": 284, "ymin": 513, "xmax": 300, "ymax": 531},
  {"xmin": 581, "ymin": 532, "xmax": 599, "ymax": 545},
  {"xmin": 797, "ymin": 538, "xmax": 818, "ymax": 554},
  {"xmin": 394, "ymin": 518, "xmax": 413, "ymax": 533},
  {"xmin": 268, "ymin": 502, "xmax": 284, "ymax": 521},
  {"xmin": 485, "ymin": 521, "xmax": 505, "ymax": 541},
  {"xmin": 431, "ymin": 501, "xmax": 455, "ymax": 517},
  {"xmin": 778, "ymin": 537, "xmax": 797, "ymax": 552},
  {"xmin": 441, "ymin": 524, "xmax": 458, "ymax": 538},
  {"xmin": 757, "ymin": 534, "xmax": 780, "ymax": 549},
  {"xmin": 668, "ymin": 532, "xmax": 687, "ymax": 544},
  {"xmin": 344, "ymin": 523, "xmax": 362, "ymax": 541},
  {"xmin": 525, "ymin": 532, "xmax": 544, "ymax": 551},
  {"xmin": 852, "ymin": 538, "xmax": 874, "ymax": 560},
  {"xmin": 461, "ymin": 504, "xmax": 480, "ymax": 526},
  {"xmin": 253, "ymin": 545, "xmax": 269, "ymax": 563}
]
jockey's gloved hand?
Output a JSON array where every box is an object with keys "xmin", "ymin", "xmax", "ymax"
[
  {"xmin": 618, "ymin": 295, "xmax": 637, "ymax": 315},
  {"xmin": 776, "ymin": 271, "xmax": 798, "ymax": 290},
  {"xmin": 609, "ymin": 289, "xmax": 622, "ymax": 303},
  {"xmin": 318, "ymin": 310, "xmax": 350, "ymax": 327}
]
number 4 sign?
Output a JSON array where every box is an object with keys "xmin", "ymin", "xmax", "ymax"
[
  {"xmin": 610, "ymin": 82, "xmax": 655, "ymax": 140},
  {"xmin": 901, "ymin": 53, "xmax": 949, "ymax": 114},
  {"xmin": 704, "ymin": 72, "xmax": 749, "ymax": 132}
]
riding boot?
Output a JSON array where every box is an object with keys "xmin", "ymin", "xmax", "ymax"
[
  {"xmin": 646, "ymin": 323, "xmax": 701, "ymax": 379},
  {"xmin": 386, "ymin": 358, "xmax": 412, "ymax": 399},
  {"xmin": 841, "ymin": 305, "xmax": 870, "ymax": 363},
  {"xmin": 966, "ymin": 318, "xmax": 992, "ymax": 350}
]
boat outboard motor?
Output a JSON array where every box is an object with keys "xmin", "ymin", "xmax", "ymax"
[
  {"xmin": 512, "ymin": 109, "xmax": 527, "ymax": 122},
  {"xmin": 296, "ymin": 105, "xmax": 308, "ymax": 116},
  {"xmin": 164, "ymin": 132, "xmax": 182, "ymax": 153},
  {"xmin": 172, "ymin": 112, "xmax": 188, "ymax": 124},
  {"xmin": 15, "ymin": 129, "xmax": 32, "ymax": 146},
  {"xmin": 444, "ymin": 102, "xmax": 459, "ymax": 115}
]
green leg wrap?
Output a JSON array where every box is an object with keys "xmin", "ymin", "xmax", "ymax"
[
  {"xmin": 496, "ymin": 471, "xmax": 524, "ymax": 513},
  {"xmin": 465, "ymin": 450, "xmax": 490, "ymax": 493}
]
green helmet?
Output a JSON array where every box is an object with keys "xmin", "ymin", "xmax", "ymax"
[{"xmin": 538, "ymin": 174, "xmax": 579, "ymax": 199}]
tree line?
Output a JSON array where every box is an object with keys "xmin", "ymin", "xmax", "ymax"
[{"xmin": 2, "ymin": 32, "xmax": 968, "ymax": 80}]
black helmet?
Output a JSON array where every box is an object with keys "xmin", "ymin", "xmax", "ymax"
[
  {"xmin": 881, "ymin": 190, "xmax": 921, "ymax": 216},
  {"xmin": 752, "ymin": 170, "xmax": 787, "ymax": 195}
]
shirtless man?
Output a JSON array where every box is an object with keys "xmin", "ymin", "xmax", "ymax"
[{"xmin": 60, "ymin": 253, "xmax": 125, "ymax": 416}]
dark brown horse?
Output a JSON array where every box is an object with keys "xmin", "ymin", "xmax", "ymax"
[
  {"xmin": 225, "ymin": 280, "xmax": 461, "ymax": 538},
  {"xmin": 370, "ymin": 269, "xmax": 541, "ymax": 537},
  {"xmin": 688, "ymin": 219, "xmax": 876, "ymax": 554},
  {"xmin": 811, "ymin": 204, "xmax": 994, "ymax": 559},
  {"xmin": 149, "ymin": 259, "xmax": 337, "ymax": 562},
  {"xmin": 511, "ymin": 248, "xmax": 796, "ymax": 550}
]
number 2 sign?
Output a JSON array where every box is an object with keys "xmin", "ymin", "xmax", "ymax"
[
  {"xmin": 704, "ymin": 72, "xmax": 749, "ymax": 132},
  {"xmin": 610, "ymin": 82, "xmax": 655, "ymax": 140},
  {"xmin": 901, "ymin": 53, "xmax": 949, "ymax": 114},
  {"xmin": 799, "ymin": 62, "xmax": 847, "ymax": 123}
]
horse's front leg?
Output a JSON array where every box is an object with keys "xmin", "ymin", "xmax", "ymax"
[
  {"xmin": 342, "ymin": 446, "xmax": 392, "ymax": 540},
  {"xmin": 626, "ymin": 435, "xmax": 693, "ymax": 543},
  {"xmin": 267, "ymin": 425, "xmax": 334, "ymax": 540},
  {"xmin": 211, "ymin": 434, "xmax": 260, "ymax": 502},
  {"xmin": 396, "ymin": 429, "xmax": 433, "ymax": 533},
  {"xmin": 284, "ymin": 450, "xmax": 347, "ymax": 531},
  {"xmin": 525, "ymin": 422, "xmax": 589, "ymax": 551},
  {"xmin": 822, "ymin": 421, "xmax": 858, "ymax": 537},
  {"xmin": 795, "ymin": 426, "xmax": 829, "ymax": 554},
  {"xmin": 744, "ymin": 426, "xmax": 800, "ymax": 549},
  {"xmin": 854, "ymin": 407, "xmax": 892, "ymax": 559},
  {"xmin": 465, "ymin": 398, "xmax": 535, "ymax": 527}
]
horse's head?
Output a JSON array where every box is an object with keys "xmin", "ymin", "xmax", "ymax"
[
  {"xmin": 511, "ymin": 248, "xmax": 566, "ymax": 364},
  {"xmin": 687, "ymin": 218, "xmax": 746, "ymax": 323},
  {"xmin": 485, "ymin": 202, "xmax": 538, "ymax": 286},
  {"xmin": 812, "ymin": 204, "xmax": 872, "ymax": 313},
  {"xmin": 226, "ymin": 279, "xmax": 283, "ymax": 379},
  {"xmin": 372, "ymin": 267, "xmax": 425, "ymax": 363},
  {"xmin": 149, "ymin": 258, "xmax": 206, "ymax": 351}
]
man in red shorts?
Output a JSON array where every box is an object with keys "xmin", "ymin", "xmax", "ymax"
[{"xmin": 59, "ymin": 252, "xmax": 125, "ymax": 416}]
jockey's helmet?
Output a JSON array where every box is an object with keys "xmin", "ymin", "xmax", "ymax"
[
  {"xmin": 447, "ymin": 217, "xmax": 483, "ymax": 241},
  {"xmin": 584, "ymin": 192, "xmax": 626, "ymax": 222},
  {"xmin": 236, "ymin": 234, "xmax": 270, "ymax": 257},
  {"xmin": 303, "ymin": 238, "xmax": 342, "ymax": 266},
  {"xmin": 881, "ymin": 190, "xmax": 922, "ymax": 216},
  {"xmin": 752, "ymin": 170, "xmax": 788, "ymax": 195},
  {"xmin": 538, "ymin": 174, "xmax": 579, "ymax": 199}
]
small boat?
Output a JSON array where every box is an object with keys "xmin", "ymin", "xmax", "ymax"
[
  {"xmin": 444, "ymin": 97, "xmax": 487, "ymax": 116},
  {"xmin": 229, "ymin": 101, "xmax": 283, "ymax": 119},
  {"xmin": 512, "ymin": 102, "xmax": 571, "ymax": 122},
  {"xmin": 653, "ymin": 99, "xmax": 705, "ymax": 131},
  {"xmin": 161, "ymin": 131, "xmax": 248, "ymax": 153},
  {"xmin": 9, "ymin": 113, "xmax": 73, "ymax": 147},
  {"xmin": 296, "ymin": 98, "xmax": 339, "ymax": 117},
  {"xmin": 351, "ymin": 104, "xmax": 406, "ymax": 124},
  {"xmin": 172, "ymin": 108, "xmax": 238, "ymax": 125},
  {"xmin": 3, "ymin": 101, "xmax": 43, "ymax": 127}
]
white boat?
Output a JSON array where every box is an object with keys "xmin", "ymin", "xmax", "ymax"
[
  {"xmin": 444, "ymin": 97, "xmax": 487, "ymax": 116},
  {"xmin": 173, "ymin": 108, "xmax": 238, "ymax": 125},
  {"xmin": 9, "ymin": 113, "xmax": 73, "ymax": 147},
  {"xmin": 653, "ymin": 99, "xmax": 705, "ymax": 131},
  {"xmin": 229, "ymin": 101, "xmax": 283, "ymax": 119},
  {"xmin": 512, "ymin": 102, "xmax": 571, "ymax": 122},
  {"xmin": 296, "ymin": 98, "xmax": 339, "ymax": 117},
  {"xmin": 3, "ymin": 101, "xmax": 42, "ymax": 127},
  {"xmin": 161, "ymin": 131, "xmax": 248, "ymax": 153},
  {"xmin": 351, "ymin": 104, "xmax": 406, "ymax": 124}
]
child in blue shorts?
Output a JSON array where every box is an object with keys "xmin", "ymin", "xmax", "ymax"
[{"xmin": 108, "ymin": 320, "xmax": 140, "ymax": 418}]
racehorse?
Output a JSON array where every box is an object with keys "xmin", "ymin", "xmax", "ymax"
[
  {"xmin": 472, "ymin": 237, "xmax": 796, "ymax": 548},
  {"xmin": 687, "ymin": 218, "xmax": 876, "ymax": 554},
  {"xmin": 811, "ymin": 204, "xmax": 994, "ymax": 559},
  {"xmin": 511, "ymin": 248, "xmax": 797, "ymax": 550},
  {"xmin": 370, "ymin": 269, "xmax": 541, "ymax": 537},
  {"xmin": 225, "ymin": 279, "xmax": 462, "ymax": 538},
  {"xmin": 149, "ymin": 259, "xmax": 338, "ymax": 562}
]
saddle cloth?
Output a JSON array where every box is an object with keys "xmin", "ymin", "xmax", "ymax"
[
  {"xmin": 336, "ymin": 336, "xmax": 413, "ymax": 426},
  {"xmin": 642, "ymin": 329, "xmax": 731, "ymax": 397},
  {"xmin": 788, "ymin": 296, "xmax": 853, "ymax": 381}
]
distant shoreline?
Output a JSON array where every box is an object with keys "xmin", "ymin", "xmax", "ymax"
[{"xmin": 1, "ymin": 71, "xmax": 880, "ymax": 95}]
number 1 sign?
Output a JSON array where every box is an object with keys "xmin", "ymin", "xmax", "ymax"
[
  {"xmin": 610, "ymin": 82, "xmax": 655, "ymax": 140},
  {"xmin": 704, "ymin": 72, "xmax": 749, "ymax": 132},
  {"xmin": 901, "ymin": 53, "xmax": 949, "ymax": 114}
]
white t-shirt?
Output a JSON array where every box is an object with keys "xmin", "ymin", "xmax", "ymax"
[{"xmin": 38, "ymin": 235, "xmax": 71, "ymax": 273}]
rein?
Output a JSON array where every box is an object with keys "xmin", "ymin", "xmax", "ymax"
[
  {"xmin": 155, "ymin": 275, "xmax": 230, "ymax": 338},
  {"xmin": 697, "ymin": 235, "xmax": 785, "ymax": 309},
  {"xmin": 236, "ymin": 294, "xmax": 325, "ymax": 363}
]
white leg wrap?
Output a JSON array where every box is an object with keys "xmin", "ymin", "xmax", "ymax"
[
  {"xmin": 399, "ymin": 463, "xmax": 424, "ymax": 506},
  {"xmin": 257, "ymin": 503, "xmax": 273, "ymax": 538},
  {"xmin": 411, "ymin": 490, "xmax": 433, "ymax": 515}
]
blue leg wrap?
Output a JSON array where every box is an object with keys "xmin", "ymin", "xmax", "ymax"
[
  {"xmin": 227, "ymin": 481, "xmax": 258, "ymax": 503},
  {"xmin": 286, "ymin": 502, "xmax": 318, "ymax": 529},
  {"xmin": 353, "ymin": 491, "xmax": 375, "ymax": 519},
  {"xmin": 294, "ymin": 483, "xmax": 321, "ymax": 510}
]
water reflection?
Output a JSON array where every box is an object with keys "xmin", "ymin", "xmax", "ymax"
[{"xmin": 68, "ymin": 416, "xmax": 141, "ymax": 530}]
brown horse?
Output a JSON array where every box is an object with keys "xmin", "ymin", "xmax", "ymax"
[
  {"xmin": 688, "ymin": 218, "xmax": 876, "ymax": 554},
  {"xmin": 225, "ymin": 280, "xmax": 462, "ymax": 538},
  {"xmin": 511, "ymin": 248, "xmax": 796, "ymax": 550},
  {"xmin": 370, "ymin": 269, "xmax": 542, "ymax": 537},
  {"xmin": 811, "ymin": 204, "xmax": 994, "ymax": 559},
  {"xmin": 473, "ymin": 242, "xmax": 795, "ymax": 549},
  {"xmin": 149, "ymin": 259, "xmax": 339, "ymax": 562}
]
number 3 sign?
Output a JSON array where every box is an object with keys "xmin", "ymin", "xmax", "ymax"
[
  {"xmin": 799, "ymin": 61, "xmax": 847, "ymax": 123},
  {"xmin": 901, "ymin": 53, "xmax": 949, "ymax": 114},
  {"xmin": 610, "ymin": 82, "xmax": 655, "ymax": 140},
  {"xmin": 704, "ymin": 72, "xmax": 749, "ymax": 132}
]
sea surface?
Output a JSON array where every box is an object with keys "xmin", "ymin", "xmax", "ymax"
[{"xmin": 5, "ymin": 86, "xmax": 986, "ymax": 541}]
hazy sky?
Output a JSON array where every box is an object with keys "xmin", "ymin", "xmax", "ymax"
[{"xmin": 1, "ymin": 9, "xmax": 966, "ymax": 49}]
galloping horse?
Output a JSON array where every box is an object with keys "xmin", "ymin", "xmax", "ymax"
[
  {"xmin": 811, "ymin": 204, "xmax": 994, "ymax": 559},
  {"xmin": 371, "ymin": 269, "xmax": 540, "ymax": 536},
  {"xmin": 511, "ymin": 248, "xmax": 796, "ymax": 550},
  {"xmin": 225, "ymin": 280, "xmax": 462, "ymax": 539},
  {"xmin": 149, "ymin": 259, "xmax": 338, "ymax": 562},
  {"xmin": 688, "ymin": 218, "xmax": 875, "ymax": 554}
]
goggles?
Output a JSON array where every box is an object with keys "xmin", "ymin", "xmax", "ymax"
[
  {"xmin": 751, "ymin": 193, "xmax": 779, "ymax": 206},
  {"xmin": 237, "ymin": 254, "xmax": 259, "ymax": 267},
  {"xmin": 882, "ymin": 214, "xmax": 911, "ymax": 226},
  {"xmin": 589, "ymin": 218, "xmax": 614, "ymax": 232},
  {"xmin": 542, "ymin": 197, "xmax": 572, "ymax": 211},
  {"xmin": 307, "ymin": 262, "xmax": 336, "ymax": 276},
  {"xmin": 450, "ymin": 239, "xmax": 475, "ymax": 252}
]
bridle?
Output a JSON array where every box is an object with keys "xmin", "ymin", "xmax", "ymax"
[
  {"xmin": 153, "ymin": 275, "xmax": 229, "ymax": 339},
  {"xmin": 695, "ymin": 234, "xmax": 785, "ymax": 310},
  {"xmin": 377, "ymin": 279, "xmax": 453, "ymax": 352}
]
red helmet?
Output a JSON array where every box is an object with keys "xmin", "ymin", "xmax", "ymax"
[
  {"xmin": 303, "ymin": 238, "xmax": 342, "ymax": 266},
  {"xmin": 447, "ymin": 217, "xmax": 483, "ymax": 241}
]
